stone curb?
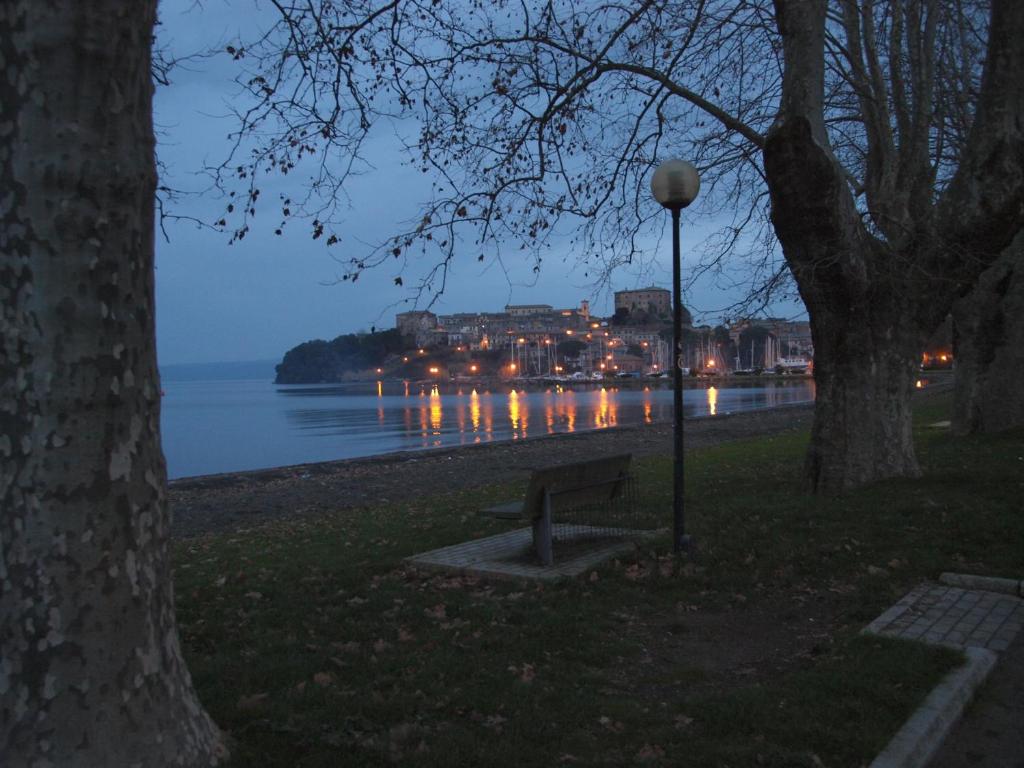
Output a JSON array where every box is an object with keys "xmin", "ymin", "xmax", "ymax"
[
  {"xmin": 869, "ymin": 646, "xmax": 998, "ymax": 768},
  {"xmin": 939, "ymin": 571, "xmax": 1023, "ymax": 597}
]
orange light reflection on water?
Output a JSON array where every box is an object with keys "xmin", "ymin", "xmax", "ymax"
[
  {"xmin": 508, "ymin": 389, "xmax": 521, "ymax": 436},
  {"xmin": 707, "ymin": 386, "xmax": 718, "ymax": 416},
  {"xmin": 470, "ymin": 389, "xmax": 481, "ymax": 435},
  {"xmin": 429, "ymin": 385, "xmax": 442, "ymax": 434},
  {"xmin": 593, "ymin": 387, "xmax": 618, "ymax": 428}
]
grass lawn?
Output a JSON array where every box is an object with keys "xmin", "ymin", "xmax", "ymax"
[{"xmin": 173, "ymin": 394, "xmax": 1024, "ymax": 766}]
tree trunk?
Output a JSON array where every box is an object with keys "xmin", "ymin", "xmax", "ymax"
[
  {"xmin": 804, "ymin": 313, "xmax": 922, "ymax": 491},
  {"xmin": 1, "ymin": 3, "xmax": 226, "ymax": 765},
  {"xmin": 766, "ymin": 0, "xmax": 1024, "ymax": 492},
  {"xmin": 764, "ymin": 1, "xmax": 922, "ymax": 491},
  {"xmin": 952, "ymin": 235, "xmax": 1024, "ymax": 434}
]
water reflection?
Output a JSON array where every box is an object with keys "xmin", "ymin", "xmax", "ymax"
[
  {"xmin": 418, "ymin": 398, "xmax": 428, "ymax": 438},
  {"xmin": 429, "ymin": 386, "xmax": 442, "ymax": 436},
  {"xmin": 508, "ymin": 389, "xmax": 519, "ymax": 433},
  {"xmin": 470, "ymin": 389, "xmax": 481, "ymax": 435},
  {"xmin": 161, "ymin": 377, "xmax": 823, "ymax": 478},
  {"xmin": 483, "ymin": 391, "xmax": 494, "ymax": 438},
  {"xmin": 268, "ymin": 380, "xmax": 815, "ymax": 469},
  {"xmin": 593, "ymin": 387, "xmax": 618, "ymax": 428}
]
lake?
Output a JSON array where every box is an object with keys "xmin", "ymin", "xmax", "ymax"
[{"xmin": 159, "ymin": 360, "xmax": 816, "ymax": 479}]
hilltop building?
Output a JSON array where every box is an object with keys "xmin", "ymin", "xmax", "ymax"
[
  {"xmin": 395, "ymin": 310, "xmax": 439, "ymax": 347},
  {"xmin": 614, "ymin": 287, "xmax": 671, "ymax": 317}
]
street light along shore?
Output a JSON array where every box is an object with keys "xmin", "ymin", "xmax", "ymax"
[{"xmin": 651, "ymin": 159, "xmax": 700, "ymax": 555}]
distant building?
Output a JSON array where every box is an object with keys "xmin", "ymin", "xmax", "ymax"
[
  {"xmin": 614, "ymin": 327, "xmax": 663, "ymax": 349},
  {"xmin": 505, "ymin": 304, "xmax": 554, "ymax": 317},
  {"xmin": 432, "ymin": 301, "xmax": 591, "ymax": 349},
  {"xmin": 614, "ymin": 287, "xmax": 671, "ymax": 317},
  {"xmin": 395, "ymin": 310, "xmax": 439, "ymax": 347}
]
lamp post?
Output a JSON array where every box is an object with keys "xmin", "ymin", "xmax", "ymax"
[{"xmin": 651, "ymin": 159, "xmax": 700, "ymax": 554}]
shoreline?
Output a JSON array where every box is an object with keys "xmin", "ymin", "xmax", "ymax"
[
  {"xmin": 169, "ymin": 382, "xmax": 952, "ymax": 540},
  {"xmin": 168, "ymin": 396, "xmax": 817, "ymax": 489},
  {"xmin": 170, "ymin": 401, "xmax": 818, "ymax": 539},
  {"xmin": 275, "ymin": 372, "xmax": 816, "ymax": 389}
]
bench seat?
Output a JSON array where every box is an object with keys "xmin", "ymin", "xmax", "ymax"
[{"xmin": 479, "ymin": 453, "xmax": 633, "ymax": 565}]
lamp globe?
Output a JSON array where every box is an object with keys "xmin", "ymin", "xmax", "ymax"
[{"xmin": 651, "ymin": 159, "xmax": 700, "ymax": 210}]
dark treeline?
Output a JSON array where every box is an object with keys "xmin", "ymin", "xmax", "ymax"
[{"xmin": 275, "ymin": 329, "xmax": 407, "ymax": 383}]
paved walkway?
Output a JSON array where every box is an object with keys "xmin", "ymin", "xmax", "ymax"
[
  {"xmin": 865, "ymin": 583, "xmax": 1024, "ymax": 652},
  {"xmin": 929, "ymin": 630, "xmax": 1024, "ymax": 768},
  {"xmin": 404, "ymin": 525, "xmax": 660, "ymax": 581},
  {"xmin": 864, "ymin": 579, "xmax": 1024, "ymax": 768}
]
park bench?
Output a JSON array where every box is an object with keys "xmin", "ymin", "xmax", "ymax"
[{"xmin": 478, "ymin": 453, "xmax": 636, "ymax": 567}]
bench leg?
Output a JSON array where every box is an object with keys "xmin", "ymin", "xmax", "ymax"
[{"xmin": 533, "ymin": 491, "xmax": 554, "ymax": 566}]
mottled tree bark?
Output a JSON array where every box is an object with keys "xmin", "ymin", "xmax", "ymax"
[
  {"xmin": 766, "ymin": 0, "xmax": 1024, "ymax": 491},
  {"xmin": 1, "ymin": 2, "xmax": 226, "ymax": 765},
  {"xmin": 952, "ymin": 235, "xmax": 1024, "ymax": 434}
]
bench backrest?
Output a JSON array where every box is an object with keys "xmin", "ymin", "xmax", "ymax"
[{"xmin": 520, "ymin": 453, "xmax": 632, "ymax": 518}]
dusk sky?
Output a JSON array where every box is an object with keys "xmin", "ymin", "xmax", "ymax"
[{"xmin": 153, "ymin": 1, "xmax": 803, "ymax": 366}]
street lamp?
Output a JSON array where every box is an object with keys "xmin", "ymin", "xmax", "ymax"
[{"xmin": 651, "ymin": 159, "xmax": 700, "ymax": 554}]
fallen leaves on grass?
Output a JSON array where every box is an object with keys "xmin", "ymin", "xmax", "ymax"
[
  {"xmin": 484, "ymin": 714, "xmax": 507, "ymax": 732},
  {"xmin": 673, "ymin": 714, "xmax": 693, "ymax": 729},
  {"xmin": 508, "ymin": 663, "xmax": 536, "ymax": 683},
  {"xmin": 624, "ymin": 563, "xmax": 648, "ymax": 581},
  {"xmin": 598, "ymin": 716, "xmax": 624, "ymax": 733},
  {"xmin": 634, "ymin": 744, "xmax": 665, "ymax": 762},
  {"xmin": 424, "ymin": 604, "xmax": 447, "ymax": 620}
]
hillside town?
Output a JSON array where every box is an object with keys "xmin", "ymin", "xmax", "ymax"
[
  {"xmin": 276, "ymin": 284, "xmax": 956, "ymax": 383},
  {"xmin": 394, "ymin": 287, "xmax": 816, "ymax": 379}
]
